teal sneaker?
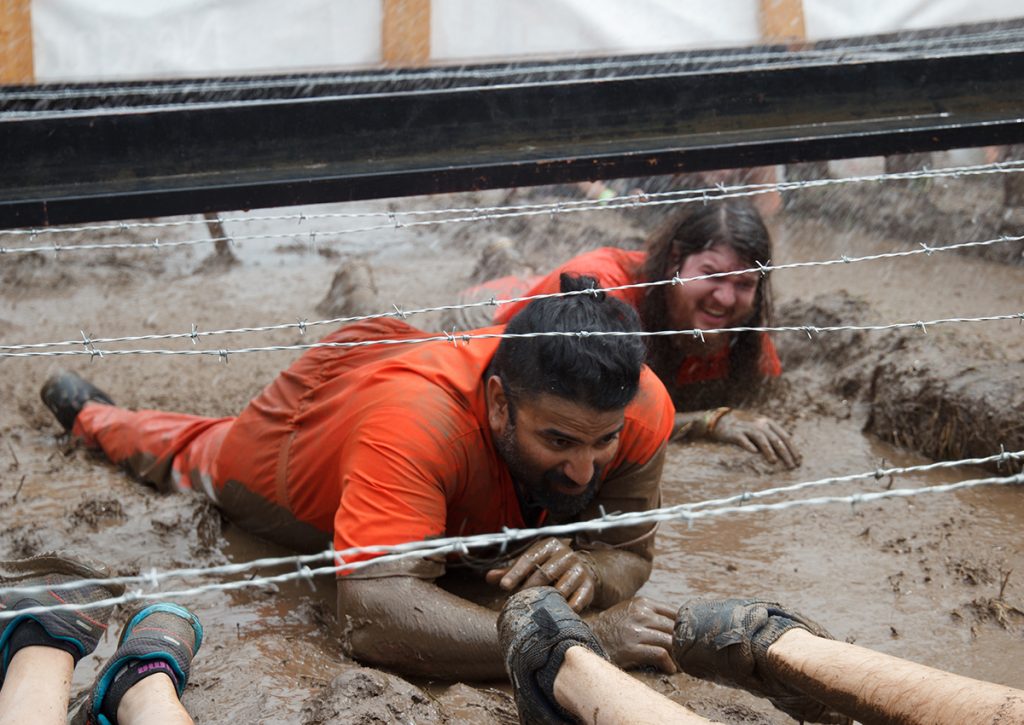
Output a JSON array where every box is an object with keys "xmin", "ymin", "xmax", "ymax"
[
  {"xmin": 0, "ymin": 553, "xmax": 124, "ymax": 685},
  {"xmin": 80, "ymin": 603, "xmax": 203, "ymax": 725}
]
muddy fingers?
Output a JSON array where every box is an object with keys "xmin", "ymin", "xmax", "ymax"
[
  {"xmin": 712, "ymin": 409, "xmax": 801, "ymax": 468},
  {"xmin": 486, "ymin": 538, "xmax": 598, "ymax": 612}
]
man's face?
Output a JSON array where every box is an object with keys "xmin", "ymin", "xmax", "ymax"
[{"xmin": 487, "ymin": 377, "xmax": 626, "ymax": 518}]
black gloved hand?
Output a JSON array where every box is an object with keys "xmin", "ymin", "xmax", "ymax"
[
  {"xmin": 673, "ymin": 598, "xmax": 850, "ymax": 724},
  {"xmin": 498, "ymin": 586, "xmax": 607, "ymax": 725}
]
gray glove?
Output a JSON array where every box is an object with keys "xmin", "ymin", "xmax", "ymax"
[
  {"xmin": 673, "ymin": 598, "xmax": 851, "ymax": 724},
  {"xmin": 498, "ymin": 586, "xmax": 608, "ymax": 725}
]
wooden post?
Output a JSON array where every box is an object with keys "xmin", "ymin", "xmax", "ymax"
[
  {"xmin": 758, "ymin": 0, "xmax": 806, "ymax": 43},
  {"xmin": 201, "ymin": 212, "xmax": 240, "ymax": 270},
  {"xmin": 0, "ymin": 0, "xmax": 34, "ymax": 84},
  {"xmin": 758, "ymin": 0, "xmax": 808, "ymax": 206},
  {"xmin": 382, "ymin": 0, "xmax": 430, "ymax": 67},
  {"xmin": 1002, "ymin": 145, "xmax": 1024, "ymax": 207}
]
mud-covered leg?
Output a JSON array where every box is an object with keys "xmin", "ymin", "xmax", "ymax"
[{"xmin": 42, "ymin": 370, "xmax": 234, "ymax": 495}]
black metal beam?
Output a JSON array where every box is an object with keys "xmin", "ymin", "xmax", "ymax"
[{"xmin": 2, "ymin": 37, "xmax": 1024, "ymax": 229}]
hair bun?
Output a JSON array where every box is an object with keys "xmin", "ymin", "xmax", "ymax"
[{"xmin": 559, "ymin": 273, "xmax": 606, "ymax": 301}]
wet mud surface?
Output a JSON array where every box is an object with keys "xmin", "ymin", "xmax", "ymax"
[{"xmin": 1, "ymin": 175, "xmax": 1023, "ymax": 723}]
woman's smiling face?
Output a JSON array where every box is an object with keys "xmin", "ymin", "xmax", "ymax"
[{"xmin": 666, "ymin": 243, "xmax": 759, "ymax": 332}]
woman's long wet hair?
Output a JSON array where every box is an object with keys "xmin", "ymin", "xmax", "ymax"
[{"xmin": 637, "ymin": 199, "xmax": 775, "ymax": 409}]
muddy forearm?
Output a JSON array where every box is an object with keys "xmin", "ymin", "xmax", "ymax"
[
  {"xmin": 672, "ymin": 410, "xmax": 709, "ymax": 439},
  {"xmin": 673, "ymin": 409, "xmax": 735, "ymax": 439},
  {"xmin": 581, "ymin": 548, "xmax": 651, "ymax": 610},
  {"xmin": 337, "ymin": 576, "xmax": 506, "ymax": 680},
  {"xmin": 576, "ymin": 443, "xmax": 664, "ymax": 609},
  {"xmin": 769, "ymin": 629, "xmax": 1024, "ymax": 725}
]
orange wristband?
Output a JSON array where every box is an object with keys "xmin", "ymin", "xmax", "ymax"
[{"xmin": 704, "ymin": 406, "xmax": 732, "ymax": 435}]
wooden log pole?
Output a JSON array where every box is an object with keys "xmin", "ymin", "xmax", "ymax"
[{"xmin": 758, "ymin": 0, "xmax": 808, "ymax": 205}]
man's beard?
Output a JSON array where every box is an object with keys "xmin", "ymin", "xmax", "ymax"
[{"xmin": 495, "ymin": 423, "xmax": 602, "ymax": 519}]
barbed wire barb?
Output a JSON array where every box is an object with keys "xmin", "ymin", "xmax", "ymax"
[
  {"xmin": 2, "ymin": 450, "xmax": 1020, "ymax": 603},
  {"xmin": 2, "ymin": 309, "xmax": 1022, "ymax": 359},
  {"xmin": 3, "ymin": 229, "xmax": 1020, "ymax": 356},
  {"xmin": 1, "ymin": 469, "xmax": 1019, "ymax": 619}
]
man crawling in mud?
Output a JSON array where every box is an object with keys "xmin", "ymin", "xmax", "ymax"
[{"xmin": 40, "ymin": 274, "xmax": 680, "ymax": 679}]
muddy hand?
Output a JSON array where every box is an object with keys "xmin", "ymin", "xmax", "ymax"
[
  {"xmin": 713, "ymin": 409, "xmax": 801, "ymax": 468},
  {"xmin": 588, "ymin": 597, "xmax": 677, "ymax": 673},
  {"xmin": 485, "ymin": 537, "xmax": 597, "ymax": 612}
]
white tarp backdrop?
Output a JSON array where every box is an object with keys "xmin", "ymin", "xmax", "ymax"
[
  {"xmin": 805, "ymin": 0, "xmax": 1022, "ymax": 38},
  {"xmin": 430, "ymin": 0, "xmax": 763, "ymax": 60},
  {"xmin": 27, "ymin": 0, "xmax": 1024, "ymax": 81},
  {"xmin": 32, "ymin": 0, "xmax": 381, "ymax": 80}
]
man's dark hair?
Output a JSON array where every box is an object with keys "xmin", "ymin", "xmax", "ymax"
[{"xmin": 491, "ymin": 273, "xmax": 646, "ymax": 412}]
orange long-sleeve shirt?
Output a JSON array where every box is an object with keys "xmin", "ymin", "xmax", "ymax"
[
  {"xmin": 489, "ymin": 247, "xmax": 781, "ymax": 386},
  {"xmin": 214, "ymin": 318, "xmax": 675, "ymax": 573}
]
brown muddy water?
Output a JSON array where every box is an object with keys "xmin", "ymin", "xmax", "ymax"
[{"xmin": 1, "ymin": 180, "xmax": 1022, "ymax": 724}]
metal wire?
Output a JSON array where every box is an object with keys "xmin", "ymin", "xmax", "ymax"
[
  {"xmin": 683, "ymin": 450, "xmax": 1024, "ymax": 511},
  {"xmin": 1, "ymin": 311, "xmax": 1020, "ymax": 360},
  {"xmin": 2, "ymin": 449, "xmax": 1020, "ymax": 599},
  {"xmin": 2, "ymin": 230, "xmax": 1020, "ymax": 355},
  {"xmin": 2, "ymin": 469, "xmax": 1021, "ymax": 619}
]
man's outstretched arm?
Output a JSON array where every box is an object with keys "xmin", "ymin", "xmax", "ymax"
[
  {"xmin": 578, "ymin": 546, "xmax": 652, "ymax": 608},
  {"xmin": 337, "ymin": 563, "xmax": 678, "ymax": 678},
  {"xmin": 673, "ymin": 597, "xmax": 1024, "ymax": 725},
  {"xmin": 337, "ymin": 575, "xmax": 507, "ymax": 680},
  {"xmin": 769, "ymin": 628, "xmax": 1024, "ymax": 725}
]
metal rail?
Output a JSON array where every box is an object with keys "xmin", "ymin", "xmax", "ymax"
[{"xmin": 2, "ymin": 31, "xmax": 1023, "ymax": 228}]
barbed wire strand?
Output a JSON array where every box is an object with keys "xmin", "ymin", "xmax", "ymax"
[
  {"xmin": 2, "ymin": 470, "xmax": 1021, "ymax": 619},
  {"xmin": 1, "ymin": 310, "xmax": 1021, "ymax": 360},
  {"xmin": 4, "ymin": 449, "xmax": 1020, "ymax": 598},
  {"xmin": 683, "ymin": 449, "xmax": 1024, "ymax": 512},
  {"xmin": 3, "ymin": 231, "xmax": 1020, "ymax": 354},
  {"xmin": 2, "ymin": 158, "xmax": 1023, "ymax": 242}
]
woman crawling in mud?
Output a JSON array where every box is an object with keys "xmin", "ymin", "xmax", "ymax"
[{"xmin": 470, "ymin": 198, "xmax": 801, "ymax": 468}]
